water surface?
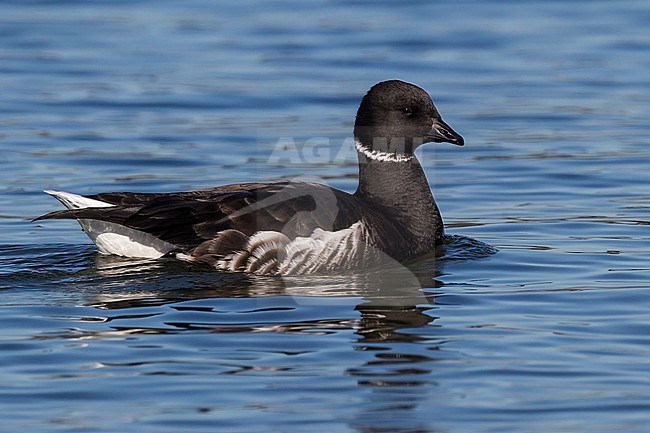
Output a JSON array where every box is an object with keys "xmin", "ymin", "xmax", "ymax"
[{"xmin": 1, "ymin": 1, "xmax": 649, "ymax": 432}]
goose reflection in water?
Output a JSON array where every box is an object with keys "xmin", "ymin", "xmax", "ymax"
[{"xmin": 42, "ymin": 236, "xmax": 492, "ymax": 433}]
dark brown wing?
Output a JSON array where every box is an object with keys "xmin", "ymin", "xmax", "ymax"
[{"xmin": 37, "ymin": 182, "xmax": 365, "ymax": 252}]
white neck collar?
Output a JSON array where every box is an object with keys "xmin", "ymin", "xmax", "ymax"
[{"xmin": 354, "ymin": 139, "xmax": 413, "ymax": 163}]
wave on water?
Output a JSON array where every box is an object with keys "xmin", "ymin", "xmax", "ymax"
[{"xmin": 440, "ymin": 234, "xmax": 498, "ymax": 261}]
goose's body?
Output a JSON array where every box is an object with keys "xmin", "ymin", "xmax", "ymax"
[{"xmin": 36, "ymin": 80, "xmax": 464, "ymax": 275}]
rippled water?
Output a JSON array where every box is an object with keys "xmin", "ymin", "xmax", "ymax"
[{"xmin": 1, "ymin": 1, "xmax": 649, "ymax": 432}]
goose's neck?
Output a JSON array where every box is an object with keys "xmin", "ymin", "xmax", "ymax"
[{"xmin": 354, "ymin": 140, "xmax": 442, "ymax": 239}]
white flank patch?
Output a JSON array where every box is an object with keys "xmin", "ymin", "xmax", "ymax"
[
  {"xmin": 277, "ymin": 221, "xmax": 375, "ymax": 275},
  {"xmin": 245, "ymin": 231, "xmax": 292, "ymax": 273},
  {"xmin": 45, "ymin": 190, "xmax": 175, "ymax": 258},
  {"xmin": 214, "ymin": 231, "xmax": 291, "ymax": 272},
  {"xmin": 80, "ymin": 219, "xmax": 176, "ymax": 258},
  {"xmin": 354, "ymin": 139, "xmax": 413, "ymax": 163},
  {"xmin": 210, "ymin": 222, "xmax": 376, "ymax": 275}
]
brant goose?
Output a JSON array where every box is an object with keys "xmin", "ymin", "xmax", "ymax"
[{"xmin": 35, "ymin": 80, "xmax": 464, "ymax": 275}]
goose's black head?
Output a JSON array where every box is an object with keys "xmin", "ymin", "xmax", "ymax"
[{"xmin": 354, "ymin": 80, "xmax": 464, "ymax": 159}]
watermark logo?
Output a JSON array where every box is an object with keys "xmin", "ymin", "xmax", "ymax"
[{"xmin": 265, "ymin": 136, "xmax": 359, "ymax": 165}]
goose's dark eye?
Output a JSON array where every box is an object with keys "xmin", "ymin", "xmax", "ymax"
[{"xmin": 402, "ymin": 107, "xmax": 414, "ymax": 116}]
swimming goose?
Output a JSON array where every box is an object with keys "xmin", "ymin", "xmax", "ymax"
[{"xmin": 35, "ymin": 80, "xmax": 464, "ymax": 275}]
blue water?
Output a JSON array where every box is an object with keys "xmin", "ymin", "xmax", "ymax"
[{"xmin": 2, "ymin": 1, "xmax": 650, "ymax": 432}]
